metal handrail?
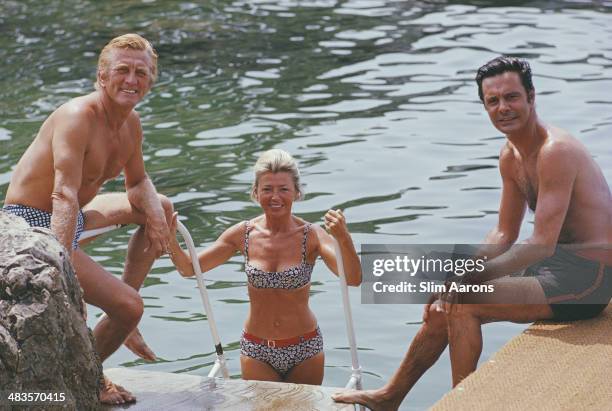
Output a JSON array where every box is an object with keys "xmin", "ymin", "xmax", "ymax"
[
  {"xmin": 332, "ymin": 239, "xmax": 363, "ymax": 391},
  {"xmin": 175, "ymin": 220, "xmax": 229, "ymax": 378}
]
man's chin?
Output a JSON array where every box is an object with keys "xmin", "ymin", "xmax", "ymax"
[
  {"xmin": 113, "ymin": 97, "xmax": 141, "ymax": 109},
  {"xmin": 495, "ymin": 123, "xmax": 519, "ymax": 134}
]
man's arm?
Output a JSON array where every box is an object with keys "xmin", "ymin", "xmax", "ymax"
[
  {"xmin": 50, "ymin": 108, "xmax": 90, "ymax": 254},
  {"xmin": 123, "ymin": 114, "xmax": 168, "ymax": 257},
  {"xmin": 474, "ymin": 141, "xmax": 577, "ymax": 282},
  {"xmin": 478, "ymin": 145, "xmax": 526, "ymax": 258}
]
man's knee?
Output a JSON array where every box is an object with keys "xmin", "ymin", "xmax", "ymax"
[
  {"xmin": 446, "ymin": 304, "xmax": 481, "ymax": 326},
  {"xmin": 423, "ymin": 306, "xmax": 448, "ymax": 335},
  {"xmin": 114, "ymin": 289, "xmax": 144, "ymax": 329}
]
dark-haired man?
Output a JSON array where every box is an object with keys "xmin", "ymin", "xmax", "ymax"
[
  {"xmin": 334, "ymin": 56, "xmax": 611, "ymax": 410},
  {"xmin": 3, "ymin": 34, "xmax": 173, "ymax": 405}
]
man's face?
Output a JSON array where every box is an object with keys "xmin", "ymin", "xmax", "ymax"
[
  {"xmin": 481, "ymin": 71, "xmax": 534, "ymax": 134},
  {"xmin": 99, "ymin": 49, "xmax": 154, "ymax": 107}
]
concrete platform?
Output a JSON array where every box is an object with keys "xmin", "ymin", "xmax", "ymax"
[
  {"xmin": 432, "ymin": 304, "xmax": 612, "ymax": 411},
  {"xmin": 102, "ymin": 368, "xmax": 355, "ymax": 410}
]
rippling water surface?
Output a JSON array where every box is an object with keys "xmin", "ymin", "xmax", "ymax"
[{"xmin": 1, "ymin": 1, "xmax": 611, "ymax": 409}]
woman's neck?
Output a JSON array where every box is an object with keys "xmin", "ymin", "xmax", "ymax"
[{"xmin": 260, "ymin": 213, "xmax": 295, "ymax": 234}]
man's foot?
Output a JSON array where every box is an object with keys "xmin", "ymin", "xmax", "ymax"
[
  {"xmin": 332, "ymin": 388, "xmax": 402, "ymax": 411},
  {"xmin": 124, "ymin": 328, "xmax": 156, "ymax": 361},
  {"xmin": 100, "ymin": 376, "xmax": 135, "ymax": 405}
]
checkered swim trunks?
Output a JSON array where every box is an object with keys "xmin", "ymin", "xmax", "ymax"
[{"xmin": 3, "ymin": 204, "xmax": 85, "ymax": 249}]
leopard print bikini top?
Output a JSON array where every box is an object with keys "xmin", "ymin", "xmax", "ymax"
[{"xmin": 244, "ymin": 221, "xmax": 314, "ymax": 289}]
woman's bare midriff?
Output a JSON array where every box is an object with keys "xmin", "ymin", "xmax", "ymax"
[{"xmin": 244, "ymin": 284, "xmax": 317, "ymax": 339}]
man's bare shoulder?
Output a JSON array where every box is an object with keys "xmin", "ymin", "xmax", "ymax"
[
  {"xmin": 499, "ymin": 142, "xmax": 518, "ymax": 175},
  {"xmin": 51, "ymin": 93, "xmax": 99, "ymax": 129},
  {"xmin": 540, "ymin": 126, "xmax": 586, "ymax": 162}
]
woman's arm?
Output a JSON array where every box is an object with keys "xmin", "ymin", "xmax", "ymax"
[
  {"xmin": 317, "ymin": 209, "xmax": 362, "ymax": 286},
  {"xmin": 168, "ymin": 212, "xmax": 243, "ymax": 277}
]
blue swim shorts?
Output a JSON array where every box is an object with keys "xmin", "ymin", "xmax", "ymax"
[{"xmin": 2, "ymin": 204, "xmax": 85, "ymax": 250}]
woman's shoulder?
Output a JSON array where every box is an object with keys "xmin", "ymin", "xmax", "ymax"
[
  {"xmin": 219, "ymin": 220, "xmax": 250, "ymax": 243},
  {"xmin": 294, "ymin": 217, "xmax": 326, "ymax": 243},
  {"xmin": 293, "ymin": 216, "xmax": 316, "ymax": 231}
]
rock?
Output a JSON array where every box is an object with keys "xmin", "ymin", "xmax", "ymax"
[{"xmin": 0, "ymin": 211, "xmax": 102, "ymax": 410}]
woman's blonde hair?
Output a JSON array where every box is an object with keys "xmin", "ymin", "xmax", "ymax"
[
  {"xmin": 251, "ymin": 149, "xmax": 304, "ymax": 201},
  {"xmin": 95, "ymin": 33, "xmax": 158, "ymax": 89}
]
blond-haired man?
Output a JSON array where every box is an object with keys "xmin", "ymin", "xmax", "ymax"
[{"xmin": 3, "ymin": 33, "xmax": 173, "ymax": 405}]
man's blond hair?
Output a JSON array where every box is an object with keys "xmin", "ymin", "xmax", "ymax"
[{"xmin": 95, "ymin": 33, "xmax": 158, "ymax": 89}]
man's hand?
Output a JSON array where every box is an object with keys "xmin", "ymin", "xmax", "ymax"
[
  {"xmin": 423, "ymin": 294, "xmax": 446, "ymax": 322},
  {"xmin": 144, "ymin": 215, "xmax": 170, "ymax": 258},
  {"xmin": 440, "ymin": 275, "xmax": 465, "ymax": 314}
]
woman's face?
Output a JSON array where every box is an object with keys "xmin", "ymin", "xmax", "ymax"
[{"xmin": 255, "ymin": 172, "xmax": 298, "ymax": 216}]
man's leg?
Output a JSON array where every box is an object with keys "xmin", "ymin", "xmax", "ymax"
[
  {"xmin": 446, "ymin": 276, "xmax": 553, "ymax": 386},
  {"xmin": 81, "ymin": 192, "xmax": 173, "ymax": 359},
  {"xmin": 333, "ymin": 303, "xmax": 449, "ymax": 411},
  {"xmin": 334, "ymin": 277, "xmax": 555, "ymax": 411},
  {"xmin": 72, "ymin": 249, "xmax": 143, "ymax": 404}
]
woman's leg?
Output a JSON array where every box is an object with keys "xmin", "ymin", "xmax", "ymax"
[
  {"xmin": 240, "ymin": 355, "xmax": 282, "ymax": 382},
  {"xmin": 285, "ymin": 351, "xmax": 325, "ymax": 385}
]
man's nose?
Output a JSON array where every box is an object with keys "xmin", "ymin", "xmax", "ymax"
[
  {"xmin": 499, "ymin": 98, "xmax": 510, "ymax": 112},
  {"xmin": 125, "ymin": 70, "xmax": 137, "ymax": 84}
]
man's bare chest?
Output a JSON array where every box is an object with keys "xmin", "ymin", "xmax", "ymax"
[
  {"xmin": 81, "ymin": 132, "xmax": 134, "ymax": 186},
  {"xmin": 514, "ymin": 160, "xmax": 539, "ymax": 211}
]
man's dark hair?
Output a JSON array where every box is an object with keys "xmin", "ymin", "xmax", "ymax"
[{"xmin": 475, "ymin": 56, "xmax": 534, "ymax": 102}]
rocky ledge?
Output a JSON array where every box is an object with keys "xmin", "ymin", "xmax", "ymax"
[{"xmin": 0, "ymin": 211, "xmax": 101, "ymax": 410}]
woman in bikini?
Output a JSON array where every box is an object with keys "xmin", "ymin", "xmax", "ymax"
[{"xmin": 167, "ymin": 149, "xmax": 362, "ymax": 384}]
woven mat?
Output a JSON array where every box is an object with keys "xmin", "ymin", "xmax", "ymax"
[{"xmin": 432, "ymin": 304, "xmax": 612, "ymax": 411}]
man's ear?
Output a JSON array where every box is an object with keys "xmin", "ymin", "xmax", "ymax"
[
  {"xmin": 528, "ymin": 89, "xmax": 535, "ymax": 104},
  {"xmin": 97, "ymin": 70, "xmax": 105, "ymax": 87}
]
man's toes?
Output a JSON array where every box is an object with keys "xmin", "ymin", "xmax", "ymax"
[
  {"xmin": 100, "ymin": 391, "xmax": 124, "ymax": 405},
  {"xmin": 120, "ymin": 391, "xmax": 136, "ymax": 403},
  {"xmin": 332, "ymin": 390, "xmax": 356, "ymax": 402},
  {"xmin": 115, "ymin": 384, "xmax": 136, "ymax": 403}
]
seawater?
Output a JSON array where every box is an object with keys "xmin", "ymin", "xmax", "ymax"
[{"xmin": 1, "ymin": 1, "xmax": 610, "ymax": 409}]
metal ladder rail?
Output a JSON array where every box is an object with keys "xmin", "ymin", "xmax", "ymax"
[{"xmin": 333, "ymin": 239, "xmax": 363, "ymax": 391}]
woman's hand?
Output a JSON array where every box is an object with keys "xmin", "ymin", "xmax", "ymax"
[
  {"xmin": 319, "ymin": 209, "xmax": 362, "ymax": 286},
  {"xmin": 169, "ymin": 211, "xmax": 178, "ymax": 235},
  {"xmin": 166, "ymin": 212, "xmax": 195, "ymax": 277},
  {"xmin": 324, "ymin": 209, "xmax": 349, "ymax": 241},
  {"xmin": 166, "ymin": 212, "xmax": 177, "ymax": 252}
]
